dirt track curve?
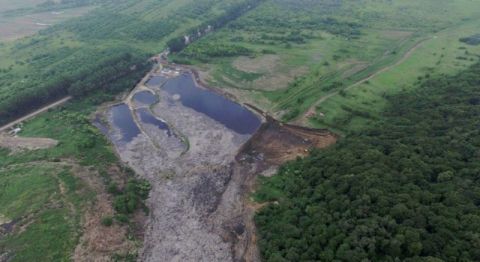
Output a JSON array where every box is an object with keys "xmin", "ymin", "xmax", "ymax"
[{"xmin": 297, "ymin": 37, "xmax": 430, "ymax": 125}]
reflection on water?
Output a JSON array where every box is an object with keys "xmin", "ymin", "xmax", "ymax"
[
  {"xmin": 133, "ymin": 91, "xmax": 158, "ymax": 105},
  {"xmin": 137, "ymin": 108, "xmax": 173, "ymax": 137},
  {"xmin": 146, "ymin": 76, "xmax": 166, "ymax": 87},
  {"xmin": 111, "ymin": 103, "xmax": 141, "ymax": 143},
  {"xmin": 162, "ymin": 74, "xmax": 261, "ymax": 134}
]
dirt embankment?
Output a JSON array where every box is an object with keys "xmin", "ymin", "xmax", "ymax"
[
  {"xmin": 223, "ymin": 116, "xmax": 337, "ymax": 261},
  {"xmin": 239, "ymin": 115, "xmax": 337, "ymax": 166},
  {"xmin": 0, "ymin": 135, "xmax": 58, "ymax": 153}
]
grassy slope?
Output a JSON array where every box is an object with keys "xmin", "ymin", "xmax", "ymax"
[
  {"xmin": 0, "ymin": 99, "xmax": 111, "ymax": 261},
  {"xmin": 0, "ymin": 0, "xmax": 96, "ymax": 42},
  {"xmin": 0, "ymin": 0, "xmax": 45, "ymax": 12},
  {"xmin": 175, "ymin": 0, "xmax": 480, "ymax": 132},
  {"xmin": 314, "ymin": 17, "xmax": 480, "ymax": 132},
  {"xmin": 0, "ymin": 165, "xmax": 91, "ymax": 261}
]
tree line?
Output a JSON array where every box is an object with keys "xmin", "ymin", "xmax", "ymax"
[
  {"xmin": 0, "ymin": 46, "xmax": 150, "ymax": 126},
  {"xmin": 167, "ymin": 0, "xmax": 265, "ymax": 53}
]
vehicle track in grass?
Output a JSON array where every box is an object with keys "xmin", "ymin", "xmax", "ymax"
[{"xmin": 296, "ymin": 37, "xmax": 430, "ymax": 126}]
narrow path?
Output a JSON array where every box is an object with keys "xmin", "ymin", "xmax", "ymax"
[
  {"xmin": 296, "ymin": 37, "xmax": 430, "ymax": 126},
  {"xmin": 345, "ymin": 37, "xmax": 429, "ymax": 91},
  {"xmin": 0, "ymin": 96, "xmax": 72, "ymax": 132}
]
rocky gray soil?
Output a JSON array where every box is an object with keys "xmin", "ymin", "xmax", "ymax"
[{"xmin": 104, "ymin": 76, "xmax": 260, "ymax": 262}]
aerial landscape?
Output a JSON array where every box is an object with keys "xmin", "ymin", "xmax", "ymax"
[{"xmin": 1, "ymin": 0, "xmax": 480, "ymax": 261}]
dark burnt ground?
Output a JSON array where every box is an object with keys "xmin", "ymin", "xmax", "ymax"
[
  {"xmin": 237, "ymin": 116, "xmax": 337, "ymax": 168},
  {"xmin": 229, "ymin": 116, "xmax": 337, "ymax": 261}
]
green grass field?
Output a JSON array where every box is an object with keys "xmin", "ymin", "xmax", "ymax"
[
  {"xmin": 175, "ymin": 0, "xmax": 480, "ymax": 132},
  {"xmin": 314, "ymin": 18, "xmax": 480, "ymax": 132},
  {"xmin": 0, "ymin": 0, "xmax": 97, "ymax": 42},
  {"xmin": 0, "ymin": 164, "xmax": 90, "ymax": 261},
  {"xmin": 0, "ymin": 0, "xmax": 45, "ymax": 12},
  {"xmin": 0, "ymin": 98, "xmax": 116, "ymax": 260}
]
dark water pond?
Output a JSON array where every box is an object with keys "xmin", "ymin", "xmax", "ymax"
[
  {"xmin": 137, "ymin": 108, "xmax": 173, "ymax": 137},
  {"xmin": 162, "ymin": 74, "xmax": 261, "ymax": 134},
  {"xmin": 146, "ymin": 76, "xmax": 166, "ymax": 86},
  {"xmin": 133, "ymin": 91, "xmax": 158, "ymax": 105},
  {"xmin": 111, "ymin": 103, "xmax": 141, "ymax": 143}
]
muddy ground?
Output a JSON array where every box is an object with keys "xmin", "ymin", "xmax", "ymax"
[{"xmin": 98, "ymin": 65, "xmax": 337, "ymax": 261}]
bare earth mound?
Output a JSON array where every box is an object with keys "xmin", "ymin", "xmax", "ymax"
[
  {"xmin": 230, "ymin": 55, "xmax": 308, "ymax": 91},
  {"xmin": 232, "ymin": 55, "xmax": 280, "ymax": 73},
  {"xmin": 239, "ymin": 115, "xmax": 337, "ymax": 166},
  {"xmin": 0, "ymin": 135, "xmax": 58, "ymax": 152}
]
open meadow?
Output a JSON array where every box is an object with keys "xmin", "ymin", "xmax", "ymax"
[
  {"xmin": 175, "ymin": 0, "xmax": 480, "ymax": 132},
  {"xmin": 0, "ymin": 0, "xmax": 96, "ymax": 42}
]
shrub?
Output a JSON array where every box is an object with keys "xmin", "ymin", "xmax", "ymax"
[
  {"xmin": 107, "ymin": 182, "xmax": 119, "ymax": 195},
  {"xmin": 114, "ymin": 214, "xmax": 129, "ymax": 224},
  {"xmin": 101, "ymin": 216, "xmax": 113, "ymax": 227}
]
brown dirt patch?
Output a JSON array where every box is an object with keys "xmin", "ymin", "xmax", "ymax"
[
  {"xmin": 0, "ymin": 6, "xmax": 93, "ymax": 42},
  {"xmin": 73, "ymin": 196, "xmax": 134, "ymax": 262},
  {"xmin": 253, "ymin": 66, "xmax": 308, "ymax": 91},
  {"xmin": 72, "ymin": 163, "xmax": 137, "ymax": 262},
  {"xmin": 0, "ymin": 135, "xmax": 58, "ymax": 152},
  {"xmin": 380, "ymin": 30, "xmax": 413, "ymax": 40},
  {"xmin": 238, "ymin": 115, "xmax": 337, "ymax": 167},
  {"xmin": 231, "ymin": 55, "xmax": 308, "ymax": 91},
  {"xmin": 232, "ymin": 55, "xmax": 280, "ymax": 73}
]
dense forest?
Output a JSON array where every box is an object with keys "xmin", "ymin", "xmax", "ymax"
[{"xmin": 255, "ymin": 62, "xmax": 480, "ymax": 261}]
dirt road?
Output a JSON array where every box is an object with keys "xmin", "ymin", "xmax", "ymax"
[
  {"xmin": 297, "ymin": 37, "xmax": 430, "ymax": 125},
  {"xmin": 0, "ymin": 96, "xmax": 71, "ymax": 132}
]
